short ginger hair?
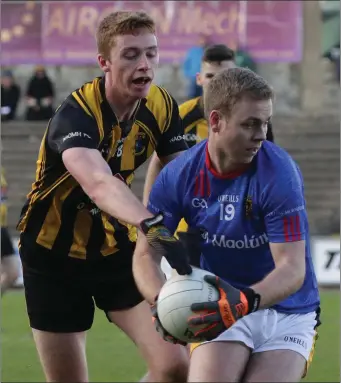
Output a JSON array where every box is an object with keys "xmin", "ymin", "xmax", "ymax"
[
  {"xmin": 96, "ymin": 11, "xmax": 156, "ymax": 59},
  {"xmin": 204, "ymin": 68, "xmax": 274, "ymax": 119}
]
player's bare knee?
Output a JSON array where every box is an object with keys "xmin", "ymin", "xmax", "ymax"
[
  {"xmin": 150, "ymin": 349, "xmax": 188, "ymax": 382},
  {"xmin": 32, "ymin": 330, "xmax": 88, "ymax": 382},
  {"xmin": 1, "ymin": 257, "xmax": 19, "ymax": 286},
  {"xmin": 7, "ymin": 267, "xmax": 20, "ymax": 285}
]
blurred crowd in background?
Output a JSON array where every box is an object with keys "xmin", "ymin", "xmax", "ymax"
[
  {"xmin": 1, "ymin": 66, "xmax": 55, "ymax": 122},
  {"xmin": 1, "ymin": 45, "xmax": 258, "ymax": 121},
  {"xmin": 1, "ymin": 0, "xmax": 339, "ymax": 121}
]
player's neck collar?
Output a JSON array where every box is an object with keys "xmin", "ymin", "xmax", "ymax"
[
  {"xmin": 98, "ymin": 76, "xmax": 147, "ymax": 123},
  {"xmin": 205, "ymin": 143, "xmax": 250, "ymax": 179}
]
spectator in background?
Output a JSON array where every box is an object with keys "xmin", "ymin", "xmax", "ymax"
[
  {"xmin": 25, "ymin": 66, "xmax": 55, "ymax": 121},
  {"xmin": 1, "ymin": 70, "xmax": 21, "ymax": 122},
  {"xmin": 183, "ymin": 35, "xmax": 212, "ymax": 98},
  {"xmin": 324, "ymin": 43, "xmax": 340, "ymax": 83},
  {"xmin": 235, "ymin": 45, "xmax": 257, "ymax": 72}
]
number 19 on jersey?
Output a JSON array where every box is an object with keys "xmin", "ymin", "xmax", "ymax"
[{"xmin": 220, "ymin": 203, "xmax": 235, "ymax": 221}]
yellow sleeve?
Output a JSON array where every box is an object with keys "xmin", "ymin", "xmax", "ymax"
[
  {"xmin": 163, "ymin": 218, "xmax": 188, "ymax": 279},
  {"xmin": 0, "ymin": 204, "xmax": 7, "ymax": 227},
  {"xmin": 1, "ymin": 168, "xmax": 7, "ymax": 189}
]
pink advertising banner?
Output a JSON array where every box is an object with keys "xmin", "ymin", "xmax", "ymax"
[{"xmin": 1, "ymin": 1, "xmax": 302, "ymax": 65}]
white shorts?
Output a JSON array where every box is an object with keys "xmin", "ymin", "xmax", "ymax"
[{"xmin": 191, "ymin": 309, "xmax": 318, "ymax": 363}]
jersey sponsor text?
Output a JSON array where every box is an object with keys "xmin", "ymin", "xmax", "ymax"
[
  {"xmin": 204, "ymin": 232, "xmax": 269, "ymax": 249},
  {"xmin": 62, "ymin": 131, "xmax": 92, "ymax": 142}
]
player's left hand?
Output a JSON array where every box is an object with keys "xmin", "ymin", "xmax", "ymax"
[
  {"xmin": 151, "ymin": 298, "xmax": 187, "ymax": 346},
  {"xmin": 177, "ymin": 227, "xmax": 205, "ymax": 262},
  {"xmin": 188, "ymin": 275, "xmax": 261, "ymax": 341},
  {"xmin": 140, "ymin": 214, "xmax": 192, "ymax": 275}
]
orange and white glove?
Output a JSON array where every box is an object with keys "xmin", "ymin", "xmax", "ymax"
[{"xmin": 188, "ymin": 275, "xmax": 261, "ymax": 341}]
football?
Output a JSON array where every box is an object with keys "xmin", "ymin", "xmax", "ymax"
[{"xmin": 157, "ymin": 267, "xmax": 219, "ymax": 343}]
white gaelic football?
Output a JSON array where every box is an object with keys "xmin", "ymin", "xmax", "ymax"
[{"xmin": 157, "ymin": 267, "xmax": 219, "ymax": 343}]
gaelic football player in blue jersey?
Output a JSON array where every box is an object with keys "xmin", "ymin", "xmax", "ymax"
[{"xmin": 133, "ymin": 67, "xmax": 321, "ymax": 382}]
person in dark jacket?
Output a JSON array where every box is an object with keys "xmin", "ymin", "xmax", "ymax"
[
  {"xmin": 1, "ymin": 70, "xmax": 21, "ymax": 122},
  {"xmin": 25, "ymin": 66, "xmax": 55, "ymax": 121}
]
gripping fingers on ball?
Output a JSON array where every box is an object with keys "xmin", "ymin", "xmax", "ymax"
[
  {"xmin": 153, "ymin": 317, "xmax": 187, "ymax": 346},
  {"xmin": 168, "ymin": 336, "xmax": 187, "ymax": 347},
  {"xmin": 162, "ymin": 332, "xmax": 187, "ymax": 346},
  {"xmin": 203, "ymin": 274, "xmax": 220, "ymax": 287},
  {"xmin": 188, "ymin": 311, "xmax": 221, "ymax": 326},
  {"xmin": 191, "ymin": 301, "xmax": 217, "ymax": 313},
  {"xmin": 151, "ymin": 304, "xmax": 158, "ymax": 317}
]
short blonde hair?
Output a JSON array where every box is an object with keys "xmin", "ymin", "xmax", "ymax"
[
  {"xmin": 204, "ymin": 68, "xmax": 274, "ymax": 119},
  {"xmin": 96, "ymin": 11, "xmax": 156, "ymax": 59}
]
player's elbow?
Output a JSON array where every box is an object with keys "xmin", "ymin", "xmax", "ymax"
[
  {"xmin": 288, "ymin": 259, "xmax": 306, "ymax": 293},
  {"xmin": 272, "ymin": 241, "xmax": 306, "ymax": 295},
  {"xmin": 295, "ymin": 267, "xmax": 305, "ymax": 291},
  {"xmin": 292, "ymin": 272, "xmax": 305, "ymax": 293}
]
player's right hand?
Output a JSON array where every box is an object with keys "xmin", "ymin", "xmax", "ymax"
[
  {"xmin": 151, "ymin": 297, "xmax": 187, "ymax": 346},
  {"xmin": 188, "ymin": 276, "xmax": 260, "ymax": 340},
  {"xmin": 140, "ymin": 214, "xmax": 192, "ymax": 275}
]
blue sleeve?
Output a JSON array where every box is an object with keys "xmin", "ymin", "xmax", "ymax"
[
  {"xmin": 261, "ymin": 161, "xmax": 307, "ymax": 243},
  {"xmin": 147, "ymin": 167, "xmax": 183, "ymax": 234},
  {"xmin": 182, "ymin": 49, "xmax": 194, "ymax": 79}
]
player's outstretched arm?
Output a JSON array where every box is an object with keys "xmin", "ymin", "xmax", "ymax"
[
  {"xmin": 133, "ymin": 233, "xmax": 166, "ymax": 303},
  {"xmin": 134, "ymin": 226, "xmax": 204, "ymax": 303},
  {"xmin": 133, "ymin": 232, "xmax": 189, "ymax": 346},
  {"xmin": 49, "ymin": 101, "xmax": 154, "ymax": 227},
  {"xmin": 142, "ymin": 152, "xmax": 183, "ymax": 206},
  {"xmin": 143, "ymin": 153, "xmax": 163, "ymax": 205},
  {"xmin": 63, "ymin": 147, "xmax": 154, "ymax": 226},
  {"xmin": 134, "ymin": 163, "xmax": 192, "ymax": 300},
  {"xmin": 63, "ymin": 147, "xmax": 191, "ymax": 275}
]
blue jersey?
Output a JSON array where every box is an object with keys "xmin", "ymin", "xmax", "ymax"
[{"xmin": 148, "ymin": 140, "xmax": 320, "ymax": 314}]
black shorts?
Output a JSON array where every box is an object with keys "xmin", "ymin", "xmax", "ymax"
[
  {"xmin": 19, "ymin": 233, "xmax": 144, "ymax": 333},
  {"xmin": 1, "ymin": 227, "xmax": 15, "ymax": 258}
]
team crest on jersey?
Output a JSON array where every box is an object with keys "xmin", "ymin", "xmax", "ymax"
[
  {"xmin": 245, "ymin": 196, "xmax": 253, "ymax": 218},
  {"xmin": 134, "ymin": 132, "xmax": 146, "ymax": 156}
]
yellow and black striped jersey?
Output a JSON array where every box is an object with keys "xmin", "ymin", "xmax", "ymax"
[
  {"xmin": 1, "ymin": 168, "xmax": 8, "ymax": 227},
  {"xmin": 179, "ymin": 96, "xmax": 207, "ymax": 148},
  {"xmin": 17, "ymin": 76, "xmax": 186, "ymax": 260},
  {"xmin": 176, "ymin": 97, "xmax": 207, "ymax": 236}
]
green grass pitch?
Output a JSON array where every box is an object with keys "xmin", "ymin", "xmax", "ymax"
[{"xmin": 1, "ymin": 290, "xmax": 339, "ymax": 382}]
